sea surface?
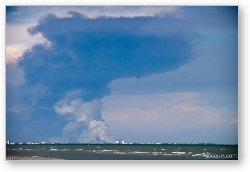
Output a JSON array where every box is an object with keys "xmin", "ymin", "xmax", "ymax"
[{"xmin": 6, "ymin": 144, "xmax": 238, "ymax": 160}]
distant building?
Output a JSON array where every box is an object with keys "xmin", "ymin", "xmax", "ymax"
[
  {"xmin": 115, "ymin": 141, "xmax": 119, "ymax": 144},
  {"xmin": 121, "ymin": 140, "xmax": 125, "ymax": 144}
]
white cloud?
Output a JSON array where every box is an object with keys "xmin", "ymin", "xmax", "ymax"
[
  {"xmin": 10, "ymin": 6, "xmax": 183, "ymax": 22},
  {"xmin": 102, "ymin": 91, "xmax": 238, "ymax": 143},
  {"xmin": 5, "ymin": 44, "xmax": 27, "ymax": 64},
  {"xmin": 71, "ymin": 6, "xmax": 183, "ymax": 18},
  {"xmin": 103, "ymin": 92, "xmax": 238, "ymax": 127},
  {"xmin": 6, "ymin": 24, "xmax": 46, "ymax": 45},
  {"xmin": 6, "ymin": 23, "xmax": 50, "ymax": 64}
]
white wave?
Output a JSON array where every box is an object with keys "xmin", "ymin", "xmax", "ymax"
[
  {"xmin": 114, "ymin": 152, "xmax": 126, "ymax": 155},
  {"xmin": 131, "ymin": 151, "xmax": 151, "ymax": 154},
  {"xmin": 102, "ymin": 149, "xmax": 118, "ymax": 152},
  {"xmin": 60, "ymin": 149, "xmax": 69, "ymax": 151},
  {"xmin": 162, "ymin": 153, "xmax": 174, "ymax": 156},
  {"xmin": 192, "ymin": 154, "xmax": 202, "ymax": 157},
  {"xmin": 171, "ymin": 151, "xmax": 186, "ymax": 155}
]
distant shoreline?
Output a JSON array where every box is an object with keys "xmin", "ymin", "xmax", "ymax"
[
  {"xmin": 6, "ymin": 143, "xmax": 238, "ymax": 146},
  {"xmin": 6, "ymin": 156, "xmax": 64, "ymax": 160}
]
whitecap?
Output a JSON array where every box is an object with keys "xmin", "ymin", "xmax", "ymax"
[
  {"xmin": 61, "ymin": 149, "xmax": 69, "ymax": 151},
  {"xmin": 162, "ymin": 153, "xmax": 174, "ymax": 156},
  {"xmin": 192, "ymin": 154, "xmax": 202, "ymax": 157},
  {"xmin": 102, "ymin": 149, "xmax": 118, "ymax": 152},
  {"xmin": 171, "ymin": 151, "xmax": 186, "ymax": 155},
  {"xmin": 132, "ymin": 151, "xmax": 151, "ymax": 154},
  {"xmin": 114, "ymin": 152, "xmax": 126, "ymax": 155}
]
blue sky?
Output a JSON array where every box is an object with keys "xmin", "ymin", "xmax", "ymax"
[{"xmin": 6, "ymin": 6, "xmax": 238, "ymax": 144}]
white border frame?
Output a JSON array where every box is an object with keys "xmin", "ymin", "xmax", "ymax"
[{"xmin": 1, "ymin": 0, "xmax": 249, "ymax": 172}]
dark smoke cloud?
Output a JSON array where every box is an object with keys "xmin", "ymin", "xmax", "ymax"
[{"xmin": 19, "ymin": 12, "xmax": 194, "ymax": 143}]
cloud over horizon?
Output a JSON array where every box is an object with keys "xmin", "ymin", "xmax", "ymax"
[
  {"xmin": 15, "ymin": 11, "xmax": 194, "ymax": 143},
  {"xmin": 6, "ymin": 7, "xmax": 238, "ymax": 144}
]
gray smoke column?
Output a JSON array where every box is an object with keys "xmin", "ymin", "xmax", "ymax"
[
  {"xmin": 54, "ymin": 90, "xmax": 114, "ymax": 143},
  {"xmin": 20, "ymin": 12, "xmax": 193, "ymax": 143}
]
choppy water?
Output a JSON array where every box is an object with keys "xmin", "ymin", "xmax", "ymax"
[{"xmin": 6, "ymin": 144, "xmax": 238, "ymax": 160}]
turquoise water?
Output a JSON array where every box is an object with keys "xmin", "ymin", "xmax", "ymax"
[{"xmin": 6, "ymin": 144, "xmax": 238, "ymax": 160}]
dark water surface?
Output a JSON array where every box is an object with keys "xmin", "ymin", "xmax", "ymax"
[{"xmin": 6, "ymin": 144, "xmax": 238, "ymax": 160}]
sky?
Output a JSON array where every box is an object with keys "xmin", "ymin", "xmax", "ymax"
[{"xmin": 6, "ymin": 6, "xmax": 238, "ymax": 144}]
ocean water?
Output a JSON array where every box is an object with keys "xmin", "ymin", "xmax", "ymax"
[{"xmin": 6, "ymin": 144, "xmax": 238, "ymax": 160}]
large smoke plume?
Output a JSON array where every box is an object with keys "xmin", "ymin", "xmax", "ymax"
[{"xmin": 19, "ymin": 12, "xmax": 193, "ymax": 143}]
